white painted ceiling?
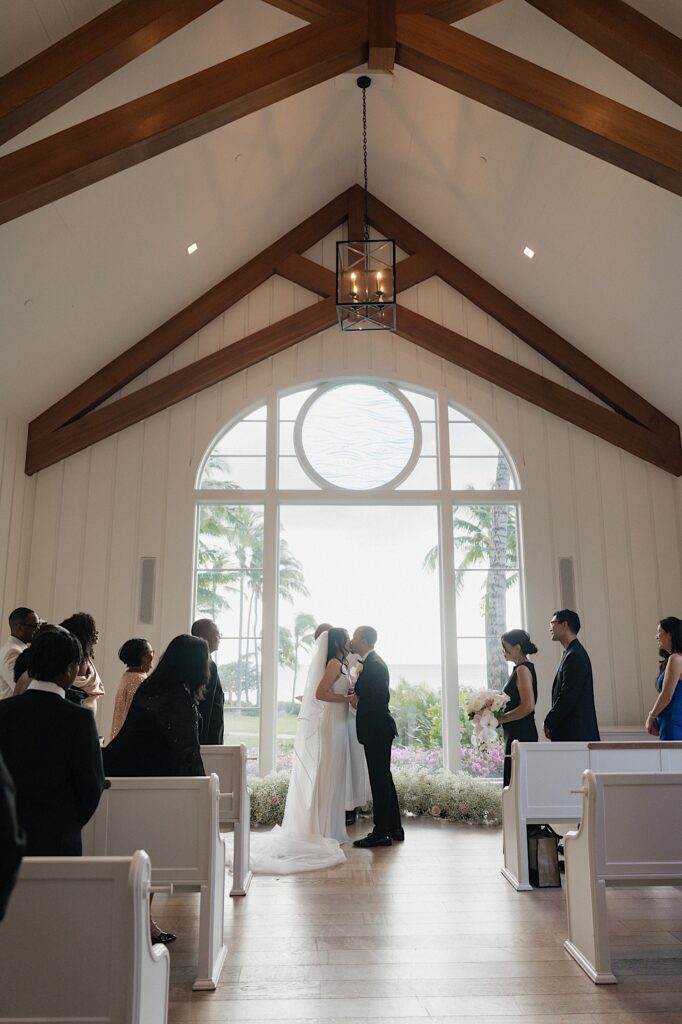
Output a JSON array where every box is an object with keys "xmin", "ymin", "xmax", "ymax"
[{"xmin": 0, "ymin": 0, "xmax": 681, "ymax": 426}]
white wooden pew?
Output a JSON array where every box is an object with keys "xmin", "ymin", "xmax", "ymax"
[
  {"xmin": 83, "ymin": 774, "xmax": 227, "ymax": 990},
  {"xmin": 0, "ymin": 851, "xmax": 169, "ymax": 1023},
  {"xmin": 200, "ymin": 743, "xmax": 252, "ymax": 896},
  {"xmin": 564, "ymin": 771, "xmax": 682, "ymax": 983},
  {"xmin": 502, "ymin": 741, "xmax": 682, "ymax": 890}
]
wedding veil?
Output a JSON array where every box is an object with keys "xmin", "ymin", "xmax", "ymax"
[{"xmin": 241, "ymin": 630, "xmax": 346, "ymax": 873}]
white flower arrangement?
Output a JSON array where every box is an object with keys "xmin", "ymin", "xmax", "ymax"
[
  {"xmin": 465, "ymin": 690, "xmax": 509, "ymax": 748},
  {"xmin": 249, "ymin": 767, "xmax": 501, "ymax": 828}
]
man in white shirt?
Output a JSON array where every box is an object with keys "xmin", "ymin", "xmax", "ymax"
[{"xmin": 0, "ymin": 607, "xmax": 40, "ymax": 700}]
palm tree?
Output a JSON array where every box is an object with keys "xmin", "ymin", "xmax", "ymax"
[
  {"xmin": 423, "ymin": 455, "xmax": 517, "ymax": 691},
  {"xmin": 290, "ymin": 612, "xmax": 317, "ymax": 704}
]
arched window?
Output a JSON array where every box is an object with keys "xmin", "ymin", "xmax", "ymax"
[{"xmin": 195, "ymin": 380, "xmax": 521, "ymax": 777}]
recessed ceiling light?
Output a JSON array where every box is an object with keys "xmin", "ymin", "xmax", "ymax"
[
  {"xmin": 187, "ymin": 242, "xmax": 198, "ymax": 254},
  {"xmin": 523, "ymin": 246, "xmax": 535, "ymax": 259}
]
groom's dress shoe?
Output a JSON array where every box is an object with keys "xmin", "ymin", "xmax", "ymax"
[
  {"xmin": 353, "ymin": 833, "xmax": 392, "ymax": 848},
  {"xmin": 390, "ymin": 827, "xmax": 405, "ymax": 842}
]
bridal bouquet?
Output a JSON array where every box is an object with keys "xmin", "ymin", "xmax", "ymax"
[{"xmin": 465, "ymin": 690, "xmax": 509, "ymax": 748}]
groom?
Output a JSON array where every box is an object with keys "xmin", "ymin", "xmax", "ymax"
[{"xmin": 350, "ymin": 626, "xmax": 403, "ymax": 848}]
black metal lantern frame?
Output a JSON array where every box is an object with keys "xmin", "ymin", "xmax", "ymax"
[{"xmin": 336, "ymin": 76, "xmax": 397, "ymax": 332}]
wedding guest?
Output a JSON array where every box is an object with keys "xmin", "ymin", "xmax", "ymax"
[
  {"xmin": 190, "ymin": 619, "xmax": 224, "ymax": 745},
  {"xmin": 0, "ymin": 607, "xmax": 40, "ymax": 700},
  {"xmin": 109, "ymin": 638, "xmax": 154, "ymax": 741},
  {"xmin": 59, "ymin": 612, "xmax": 105, "ymax": 715},
  {"xmin": 0, "ymin": 749, "xmax": 25, "ymax": 920},
  {"xmin": 351, "ymin": 626, "xmax": 403, "ymax": 848},
  {"xmin": 103, "ymin": 634, "xmax": 207, "ymax": 778},
  {"xmin": 544, "ymin": 609, "xmax": 600, "ymax": 741},
  {"xmin": 0, "ymin": 626, "xmax": 105, "ymax": 855},
  {"xmin": 15, "ymin": 634, "xmax": 89, "ymax": 707},
  {"xmin": 499, "ymin": 629, "xmax": 539, "ymax": 787},
  {"xmin": 646, "ymin": 616, "xmax": 682, "ymax": 740}
]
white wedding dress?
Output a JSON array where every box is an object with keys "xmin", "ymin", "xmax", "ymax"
[{"xmin": 246, "ymin": 632, "xmax": 349, "ymax": 874}]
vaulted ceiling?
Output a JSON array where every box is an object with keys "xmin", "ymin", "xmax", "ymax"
[{"xmin": 1, "ymin": 0, "xmax": 681, "ymax": 444}]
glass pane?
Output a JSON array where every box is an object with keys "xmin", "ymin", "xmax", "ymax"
[
  {"xmin": 213, "ymin": 420, "xmax": 266, "ymax": 457},
  {"xmin": 451, "ymin": 456, "xmax": 516, "ymax": 490},
  {"xmin": 279, "ymin": 389, "xmax": 315, "ymax": 420},
  {"xmin": 300, "ymin": 384, "xmax": 416, "ymax": 489},
  {"xmin": 195, "ymin": 571, "xmax": 263, "ymax": 638},
  {"xmin": 217, "ymin": 637, "xmax": 261, "ymax": 773},
  {"xmin": 396, "ymin": 458, "xmax": 438, "ymax": 490},
  {"xmin": 278, "ymin": 456, "xmax": 321, "ymax": 489},
  {"xmin": 456, "ymin": 637, "xmax": 505, "ymax": 778},
  {"xmin": 277, "ymin": 505, "xmax": 442, "ymax": 771},
  {"xmin": 453, "ymin": 504, "xmax": 518, "ymax": 569},
  {"xmin": 201, "ymin": 455, "xmax": 265, "ymax": 490},
  {"xmin": 398, "ymin": 388, "xmax": 436, "ymax": 420},
  {"xmin": 455, "ymin": 571, "xmax": 521, "ymax": 639},
  {"xmin": 448, "ymin": 406, "xmax": 469, "ymax": 422},
  {"xmin": 278, "ymin": 420, "xmax": 296, "ymax": 457},
  {"xmin": 420, "ymin": 421, "xmax": 438, "ymax": 457},
  {"xmin": 196, "ymin": 505, "xmax": 264, "ymax": 571},
  {"xmin": 449, "ymin": 421, "xmax": 500, "ymax": 457}
]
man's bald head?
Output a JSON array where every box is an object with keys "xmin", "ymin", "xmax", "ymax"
[{"xmin": 314, "ymin": 622, "xmax": 332, "ymax": 641}]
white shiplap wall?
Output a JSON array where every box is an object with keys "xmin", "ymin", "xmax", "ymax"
[
  {"xmin": 0, "ymin": 411, "xmax": 35, "ymax": 633},
  {"xmin": 9, "ymin": 247, "xmax": 682, "ymax": 737}
]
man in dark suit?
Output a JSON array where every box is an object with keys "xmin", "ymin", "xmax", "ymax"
[
  {"xmin": 191, "ymin": 619, "xmax": 225, "ymax": 745},
  {"xmin": 0, "ymin": 749, "xmax": 25, "ymax": 920},
  {"xmin": 350, "ymin": 625, "xmax": 403, "ymax": 848},
  {"xmin": 0, "ymin": 626, "xmax": 105, "ymax": 855},
  {"xmin": 544, "ymin": 609, "xmax": 600, "ymax": 742}
]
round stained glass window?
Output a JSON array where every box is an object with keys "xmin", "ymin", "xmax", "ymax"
[{"xmin": 294, "ymin": 383, "xmax": 420, "ymax": 490}]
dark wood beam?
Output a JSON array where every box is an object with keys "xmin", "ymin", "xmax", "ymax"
[
  {"xmin": 396, "ymin": 253, "xmax": 435, "ymax": 290},
  {"xmin": 29, "ymin": 190, "xmax": 352, "ymax": 441},
  {"xmin": 26, "ymin": 299, "xmax": 338, "ymax": 475},
  {"xmin": 395, "ymin": 14, "xmax": 682, "ymax": 196},
  {"xmin": 396, "ymin": 305, "xmax": 682, "ymax": 475},
  {"xmin": 275, "ymin": 251, "xmax": 435, "ymax": 296},
  {"xmin": 260, "ymin": 0, "xmax": 364, "ymax": 21},
  {"xmin": 369, "ymin": 0, "xmax": 396, "ymax": 71},
  {"xmin": 0, "ymin": 0, "xmax": 224, "ymax": 146},
  {"xmin": 526, "ymin": 0, "xmax": 682, "ymax": 107},
  {"xmin": 0, "ymin": 17, "xmax": 368, "ymax": 226},
  {"xmin": 361, "ymin": 185, "xmax": 675, "ymax": 436},
  {"xmin": 396, "ymin": 0, "xmax": 505, "ymax": 20}
]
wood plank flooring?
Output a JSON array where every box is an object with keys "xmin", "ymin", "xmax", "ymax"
[{"xmin": 154, "ymin": 818, "xmax": 682, "ymax": 1023}]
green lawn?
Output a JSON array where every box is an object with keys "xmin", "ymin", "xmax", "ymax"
[{"xmin": 223, "ymin": 710, "xmax": 299, "ymax": 746}]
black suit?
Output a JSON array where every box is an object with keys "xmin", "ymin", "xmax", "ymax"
[
  {"xmin": 199, "ymin": 660, "xmax": 224, "ymax": 745},
  {"xmin": 354, "ymin": 650, "xmax": 401, "ymax": 837},
  {"xmin": 0, "ymin": 749, "xmax": 25, "ymax": 920},
  {"xmin": 544, "ymin": 638, "xmax": 600, "ymax": 741},
  {"xmin": 0, "ymin": 689, "xmax": 105, "ymax": 856}
]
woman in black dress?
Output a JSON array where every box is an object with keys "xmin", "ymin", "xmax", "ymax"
[
  {"xmin": 103, "ymin": 634, "xmax": 208, "ymax": 779},
  {"xmin": 499, "ymin": 629, "xmax": 539, "ymax": 788}
]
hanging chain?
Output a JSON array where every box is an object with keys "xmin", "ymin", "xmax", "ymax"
[{"xmin": 362, "ymin": 84, "xmax": 369, "ymax": 240}]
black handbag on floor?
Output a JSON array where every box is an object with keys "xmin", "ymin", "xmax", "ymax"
[{"xmin": 527, "ymin": 824, "xmax": 562, "ymax": 887}]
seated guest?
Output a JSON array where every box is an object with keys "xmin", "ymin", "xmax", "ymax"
[
  {"xmin": 0, "ymin": 607, "xmax": 40, "ymax": 700},
  {"xmin": 59, "ymin": 613, "xmax": 105, "ymax": 716},
  {"xmin": 499, "ymin": 629, "xmax": 539, "ymax": 787},
  {"xmin": 0, "ymin": 626, "xmax": 105, "ymax": 855},
  {"xmin": 646, "ymin": 616, "xmax": 682, "ymax": 740},
  {"xmin": 0, "ymin": 750, "xmax": 26, "ymax": 921},
  {"xmin": 110, "ymin": 638, "xmax": 154, "ymax": 740},
  {"xmin": 103, "ymin": 634, "xmax": 208, "ymax": 778},
  {"xmin": 191, "ymin": 619, "xmax": 224, "ymax": 745}
]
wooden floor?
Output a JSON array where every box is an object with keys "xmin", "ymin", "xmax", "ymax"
[{"xmin": 157, "ymin": 818, "xmax": 682, "ymax": 1023}]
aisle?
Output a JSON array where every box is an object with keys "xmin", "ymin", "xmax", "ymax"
[{"xmin": 159, "ymin": 818, "xmax": 682, "ymax": 1022}]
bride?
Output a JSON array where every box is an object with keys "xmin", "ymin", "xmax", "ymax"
[{"xmin": 248, "ymin": 627, "xmax": 355, "ymax": 873}]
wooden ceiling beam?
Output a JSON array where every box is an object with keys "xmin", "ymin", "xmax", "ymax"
[
  {"xmin": 25, "ymin": 299, "xmax": 338, "ymax": 475},
  {"xmin": 396, "ymin": 305, "xmax": 682, "ymax": 475},
  {"xmin": 525, "ymin": 0, "xmax": 682, "ymax": 107},
  {"xmin": 395, "ymin": 14, "xmax": 682, "ymax": 196},
  {"xmin": 396, "ymin": 0, "xmax": 505, "ymax": 20},
  {"xmin": 29, "ymin": 189, "xmax": 352, "ymax": 441},
  {"xmin": 260, "ymin": 0, "xmax": 364, "ymax": 21},
  {"xmin": 275, "ymin": 250, "xmax": 435, "ymax": 296},
  {"xmin": 0, "ymin": 17, "xmax": 368, "ymax": 227},
  {"xmin": 0, "ymin": 0, "xmax": 225, "ymax": 146},
  {"xmin": 369, "ymin": 0, "xmax": 397, "ymax": 72},
  {"xmin": 362, "ymin": 185, "xmax": 674, "ymax": 434}
]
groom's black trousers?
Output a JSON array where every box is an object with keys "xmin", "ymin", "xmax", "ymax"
[{"xmin": 363, "ymin": 735, "xmax": 401, "ymax": 836}]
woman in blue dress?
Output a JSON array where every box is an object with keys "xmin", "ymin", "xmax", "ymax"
[
  {"xmin": 646, "ymin": 616, "xmax": 682, "ymax": 740},
  {"xmin": 499, "ymin": 629, "xmax": 539, "ymax": 787}
]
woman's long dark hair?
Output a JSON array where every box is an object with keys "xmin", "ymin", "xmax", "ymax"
[
  {"xmin": 658, "ymin": 616, "xmax": 682, "ymax": 676},
  {"xmin": 59, "ymin": 612, "xmax": 98, "ymax": 660},
  {"xmin": 326, "ymin": 627, "xmax": 349, "ymax": 667},
  {"xmin": 144, "ymin": 634, "xmax": 209, "ymax": 700},
  {"xmin": 501, "ymin": 629, "xmax": 538, "ymax": 656}
]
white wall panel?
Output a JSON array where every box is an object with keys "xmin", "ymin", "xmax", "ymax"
[
  {"xmin": 11, "ymin": 277, "xmax": 680, "ymax": 742},
  {"xmin": 0, "ymin": 411, "xmax": 34, "ymax": 627}
]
